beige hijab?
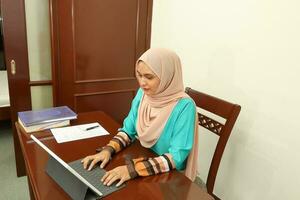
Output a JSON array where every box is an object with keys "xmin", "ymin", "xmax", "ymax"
[{"xmin": 136, "ymin": 48, "xmax": 199, "ymax": 181}]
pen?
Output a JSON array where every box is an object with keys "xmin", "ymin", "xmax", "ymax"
[{"xmin": 85, "ymin": 125, "xmax": 99, "ymax": 131}]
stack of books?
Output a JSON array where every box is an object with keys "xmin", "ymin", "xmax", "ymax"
[{"xmin": 18, "ymin": 106, "xmax": 77, "ymax": 133}]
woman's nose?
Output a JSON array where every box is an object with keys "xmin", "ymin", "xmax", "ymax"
[{"xmin": 140, "ymin": 77, "xmax": 147, "ymax": 86}]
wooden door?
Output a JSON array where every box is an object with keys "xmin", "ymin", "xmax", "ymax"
[
  {"xmin": 50, "ymin": 0, "xmax": 153, "ymax": 123},
  {"xmin": 1, "ymin": 0, "xmax": 32, "ymax": 177}
]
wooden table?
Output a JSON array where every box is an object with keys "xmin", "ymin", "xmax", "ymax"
[{"xmin": 17, "ymin": 111, "xmax": 214, "ymax": 200}]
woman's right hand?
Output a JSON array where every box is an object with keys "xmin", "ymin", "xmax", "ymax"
[{"xmin": 81, "ymin": 149, "xmax": 111, "ymax": 171}]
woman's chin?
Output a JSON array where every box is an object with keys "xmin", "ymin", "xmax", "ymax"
[{"xmin": 143, "ymin": 89, "xmax": 152, "ymax": 95}]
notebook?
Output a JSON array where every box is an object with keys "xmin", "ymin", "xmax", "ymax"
[
  {"xmin": 18, "ymin": 119, "xmax": 70, "ymax": 133},
  {"xmin": 18, "ymin": 106, "xmax": 77, "ymax": 126}
]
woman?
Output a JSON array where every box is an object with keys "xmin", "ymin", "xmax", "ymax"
[{"xmin": 81, "ymin": 48, "xmax": 199, "ymax": 187}]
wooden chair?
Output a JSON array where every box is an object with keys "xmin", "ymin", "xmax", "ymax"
[{"xmin": 185, "ymin": 87, "xmax": 241, "ymax": 200}]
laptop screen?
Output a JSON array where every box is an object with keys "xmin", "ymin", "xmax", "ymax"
[{"xmin": 30, "ymin": 134, "xmax": 103, "ymax": 197}]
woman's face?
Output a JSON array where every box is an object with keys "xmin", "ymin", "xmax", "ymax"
[{"xmin": 136, "ymin": 61, "xmax": 160, "ymax": 96}]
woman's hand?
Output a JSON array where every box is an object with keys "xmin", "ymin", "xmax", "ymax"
[
  {"xmin": 101, "ymin": 165, "xmax": 131, "ymax": 187},
  {"xmin": 81, "ymin": 150, "xmax": 111, "ymax": 171}
]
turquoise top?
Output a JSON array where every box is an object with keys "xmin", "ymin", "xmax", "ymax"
[{"xmin": 120, "ymin": 88, "xmax": 196, "ymax": 170}]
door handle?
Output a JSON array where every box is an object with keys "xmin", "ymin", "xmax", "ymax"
[{"xmin": 11, "ymin": 60, "xmax": 16, "ymax": 75}]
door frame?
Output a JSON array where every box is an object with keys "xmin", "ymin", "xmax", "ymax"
[{"xmin": 1, "ymin": 0, "xmax": 32, "ymax": 177}]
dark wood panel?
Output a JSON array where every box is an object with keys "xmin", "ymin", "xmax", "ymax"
[
  {"xmin": 75, "ymin": 90, "xmax": 136, "ymax": 124},
  {"xmin": 74, "ymin": 0, "xmax": 138, "ymax": 80},
  {"xmin": 54, "ymin": 0, "xmax": 75, "ymax": 107},
  {"xmin": 74, "ymin": 79, "xmax": 138, "ymax": 94},
  {"xmin": 0, "ymin": 106, "xmax": 10, "ymax": 120},
  {"xmin": 51, "ymin": 0, "xmax": 152, "ymax": 122},
  {"xmin": 49, "ymin": 0, "xmax": 60, "ymax": 106},
  {"xmin": 135, "ymin": 0, "xmax": 153, "ymax": 57},
  {"xmin": 75, "ymin": 77, "xmax": 135, "ymax": 84},
  {"xmin": 29, "ymin": 80, "xmax": 52, "ymax": 86},
  {"xmin": 1, "ymin": 0, "xmax": 32, "ymax": 177}
]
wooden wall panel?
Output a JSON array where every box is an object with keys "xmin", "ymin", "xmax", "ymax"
[
  {"xmin": 74, "ymin": 0, "xmax": 138, "ymax": 80},
  {"xmin": 1, "ymin": 0, "xmax": 32, "ymax": 177},
  {"xmin": 51, "ymin": 0, "xmax": 152, "ymax": 123},
  {"xmin": 75, "ymin": 90, "xmax": 136, "ymax": 123}
]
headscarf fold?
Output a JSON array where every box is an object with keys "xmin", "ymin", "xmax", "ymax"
[{"xmin": 136, "ymin": 48, "xmax": 199, "ymax": 181}]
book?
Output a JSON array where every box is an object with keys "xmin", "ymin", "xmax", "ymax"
[
  {"xmin": 18, "ymin": 106, "xmax": 77, "ymax": 127},
  {"xmin": 18, "ymin": 118, "xmax": 70, "ymax": 133}
]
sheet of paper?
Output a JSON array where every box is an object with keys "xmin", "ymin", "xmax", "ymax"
[{"xmin": 51, "ymin": 122, "xmax": 109, "ymax": 143}]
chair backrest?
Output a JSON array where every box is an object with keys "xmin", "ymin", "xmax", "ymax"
[{"xmin": 185, "ymin": 87, "xmax": 241, "ymax": 199}]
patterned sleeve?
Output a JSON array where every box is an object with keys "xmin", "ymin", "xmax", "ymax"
[
  {"xmin": 97, "ymin": 132, "xmax": 131, "ymax": 155},
  {"xmin": 126, "ymin": 154, "xmax": 176, "ymax": 178}
]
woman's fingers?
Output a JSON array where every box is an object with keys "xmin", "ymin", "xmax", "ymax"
[
  {"xmin": 101, "ymin": 171, "xmax": 110, "ymax": 182},
  {"xmin": 101, "ymin": 166, "xmax": 130, "ymax": 186},
  {"xmin": 116, "ymin": 177, "xmax": 125, "ymax": 187},
  {"xmin": 100, "ymin": 157, "xmax": 110, "ymax": 169},
  {"xmin": 102, "ymin": 171, "xmax": 116, "ymax": 185},
  {"xmin": 106, "ymin": 174, "xmax": 119, "ymax": 186},
  {"xmin": 88, "ymin": 157, "xmax": 101, "ymax": 171},
  {"xmin": 99, "ymin": 150, "xmax": 111, "ymax": 169},
  {"xmin": 82, "ymin": 150, "xmax": 112, "ymax": 170},
  {"xmin": 81, "ymin": 156, "xmax": 92, "ymax": 169}
]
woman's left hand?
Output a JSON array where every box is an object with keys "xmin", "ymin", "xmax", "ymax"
[{"xmin": 101, "ymin": 165, "xmax": 131, "ymax": 187}]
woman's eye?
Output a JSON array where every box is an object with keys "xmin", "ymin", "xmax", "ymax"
[{"xmin": 145, "ymin": 76, "xmax": 154, "ymax": 80}]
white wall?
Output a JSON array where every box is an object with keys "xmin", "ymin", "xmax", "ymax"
[
  {"xmin": 0, "ymin": 71, "xmax": 9, "ymax": 106},
  {"xmin": 152, "ymin": 1, "xmax": 300, "ymax": 199},
  {"xmin": 24, "ymin": 0, "xmax": 53, "ymax": 110},
  {"xmin": 25, "ymin": 0, "xmax": 52, "ymax": 81}
]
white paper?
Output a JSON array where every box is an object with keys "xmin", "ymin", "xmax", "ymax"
[{"xmin": 51, "ymin": 122, "xmax": 109, "ymax": 143}]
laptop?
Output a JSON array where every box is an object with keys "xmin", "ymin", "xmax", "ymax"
[{"xmin": 31, "ymin": 135, "xmax": 125, "ymax": 200}]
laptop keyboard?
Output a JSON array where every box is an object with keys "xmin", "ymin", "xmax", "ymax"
[{"xmin": 68, "ymin": 159, "xmax": 125, "ymax": 197}]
